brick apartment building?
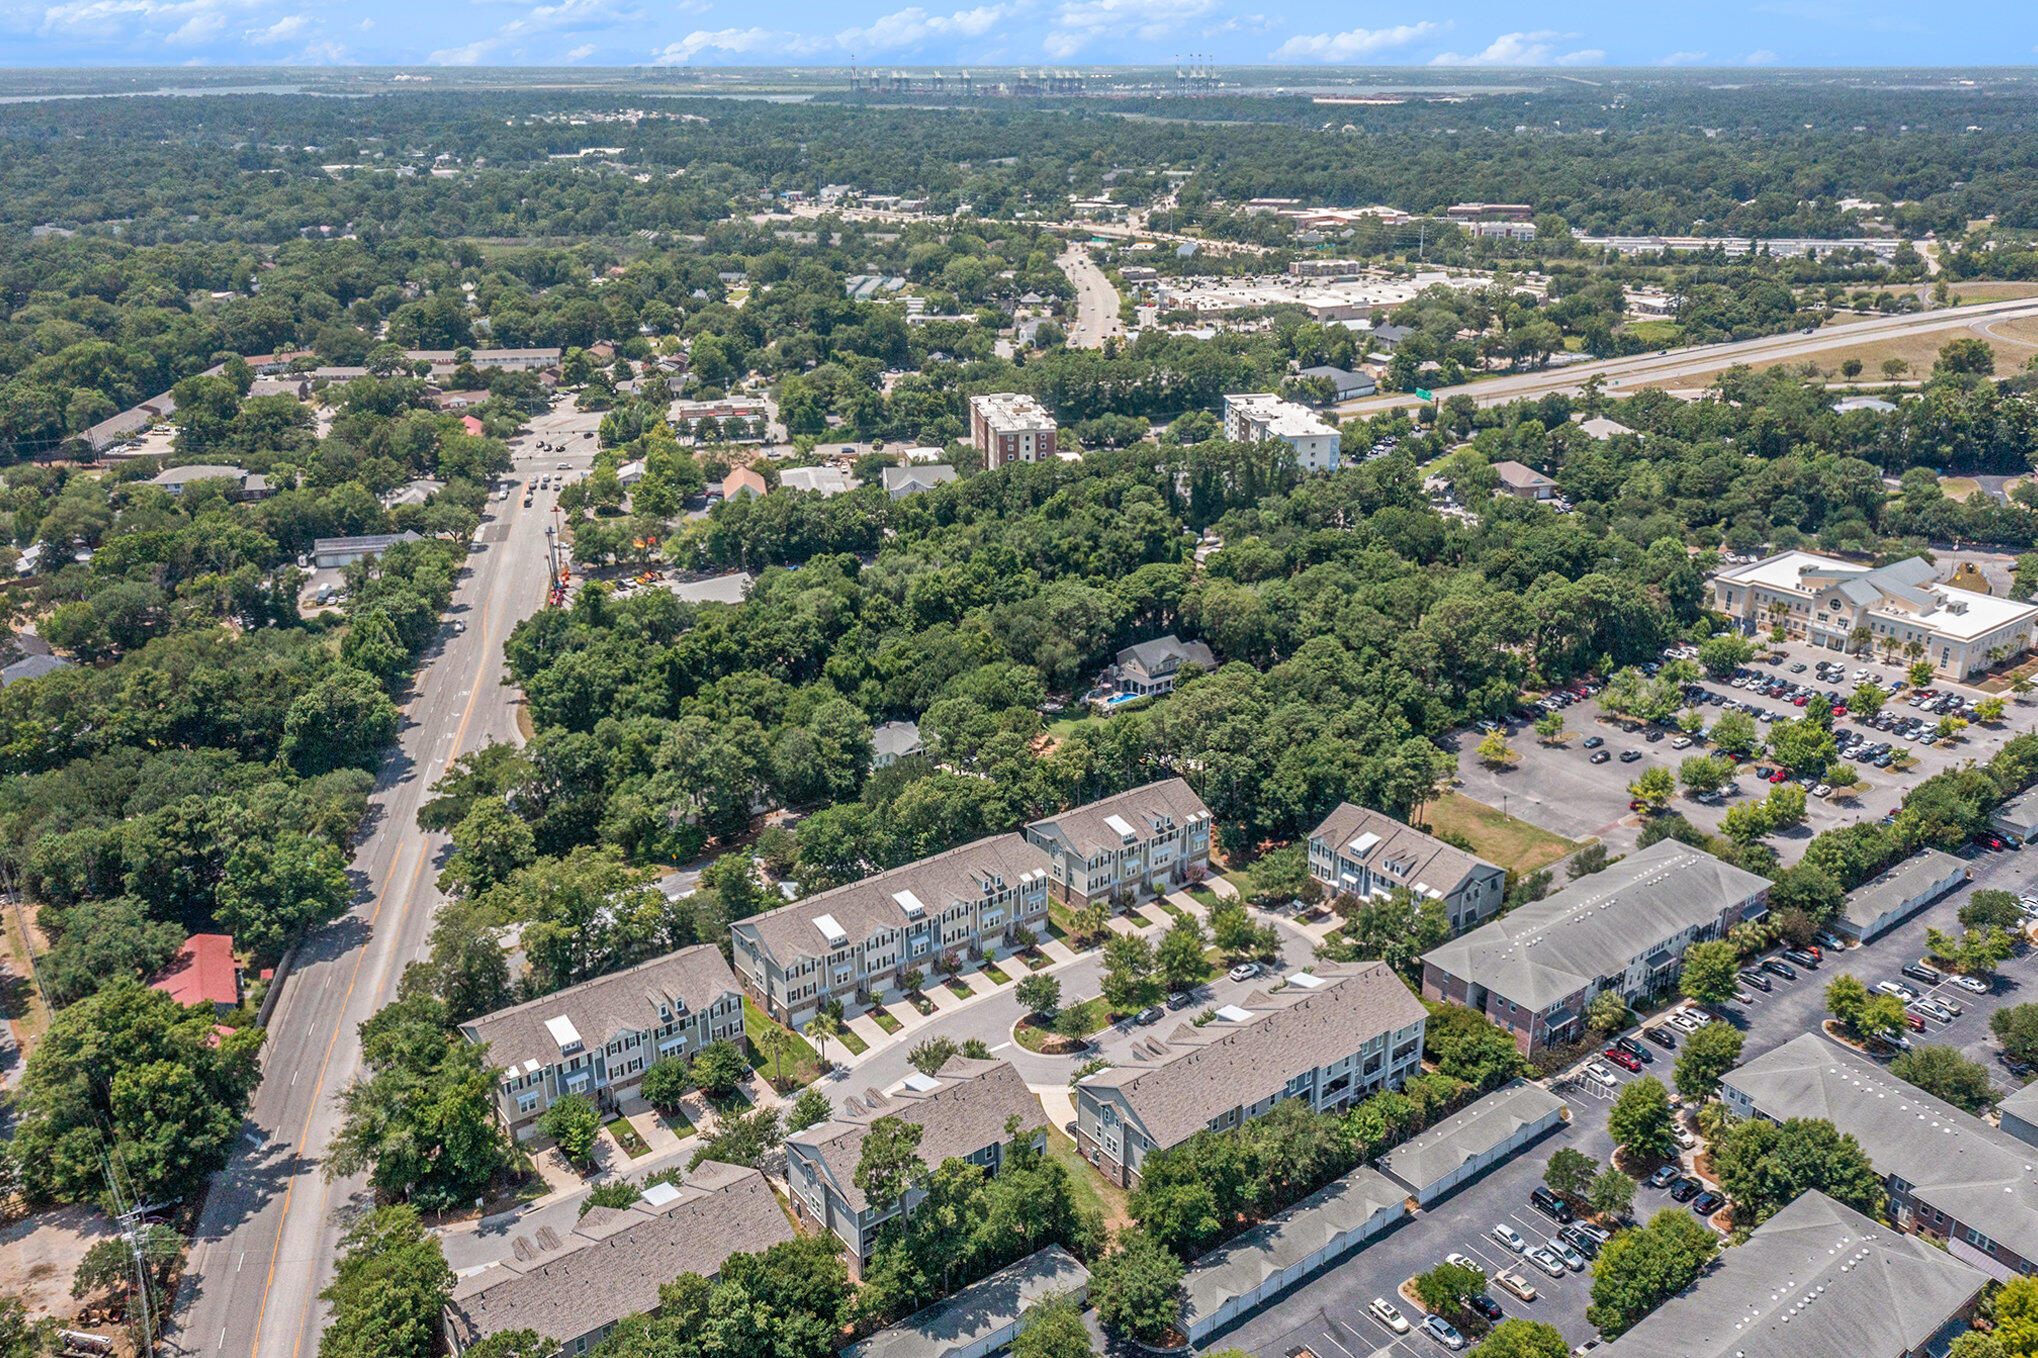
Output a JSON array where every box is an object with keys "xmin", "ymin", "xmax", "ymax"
[{"xmin": 969, "ymin": 393, "xmax": 1058, "ymax": 469}]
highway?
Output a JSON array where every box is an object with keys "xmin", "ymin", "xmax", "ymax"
[
  {"xmin": 1338, "ymin": 295, "xmax": 2038, "ymax": 416},
  {"xmin": 166, "ymin": 405, "xmax": 599, "ymax": 1358},
  {"xmin": 1058, "ymin": 244, "xmax": 1124, "ymax": 349}
]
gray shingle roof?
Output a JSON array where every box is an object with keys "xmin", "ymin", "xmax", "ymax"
[
  {"xmin": 846, "ymin": 1247, "xmax": 1090, "ymax": 1358},
  {"xmin": 1420, "ymin": 840, "xmax": 1770, "ymax": 1012},
  {"xmin": 1182, "ymin": 1166, "xmax": 1406, "ymax": 1334},
  {"xmin": 0, "ymin": 654, "xmax": 72, "ymax": 687},
  {"xmin": 1840, "ymin": 848, "xmax": 1967, "ymax": 934},
  {"xmin": 883, "ymin": 464, "xmax": 959, "ymax": 495},
  {"xmin": 150, "ymin": 464, "xmax": 248, "ymax": 487},
  {"xmin": 1308, "ymin": 803, "xmax": 1499, "ymax": 903},
  {"xmin": 1115, "ymin": 635, "xmax": 1215, "ymax": 678},
  {"xmin": 1723, "ymin": 1033, "xmax": 2038, "ymax": 1266},
  {"xmin": 873, "ymin": 720, "xmax": 924, "ymax": 761},
  {"xmin": 444, "ymin": 1161, "xmax": 791, "ymax": 1349},
  {"xmin": 734, "ymin": 834, "xmax": 1048, "ymax": 967},
  {"xmin": 458, "ymin": 943, "xmax": 740, "ymax": 1072},
  {"xmin": 1077, "ymin": 962, "xmax": 1427, "ymax": 1150},
  {"xmin": 1492, "ymin": 459, "xmax": 1556, "ymax": 489},
  {"xmin": 1600, "ymin": 1190, "xmax": 1986, "ymax": 1358},
  {"xmin": 1025, "ymin": 778, "xmax": 1211, "ymax": 864},
  {"xmin": 789, "ymin": 1059, "xmax": 1042, "ymax": 1214},
  {"xmin": 1377, "ymin": 1080, "xmax": 1569, "ymax": 1197}
]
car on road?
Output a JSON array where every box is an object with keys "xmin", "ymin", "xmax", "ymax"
[
  {"xmin": 1134, "ymin": 1006, "xmax": 1164, "ymax": 1025},
  {"xmin": 1467, "ymin": 1293, "xmax": 1503, "ymax": 1323},
  {"xmin": 1228, "ymin": 963, "xmax": 1260, "ymax": 982},
  {"xmin": 1548, "ymin": 1239, "xmax": 1586, "ymax": 1271},
  {"xmin": 1527, "ymin": 1247, "xmax": 1568, "ymax": 1279},
  {"xmin": 1369, "ymin": 1299, "xmax": 1410, "ymax": 1334},
  {"xmin": 1692, "ymin": 1191, "xmax": 1725, "ymax": 1218},
  {"xmin": 556, "ymin": 461, "xmax": 569, "ymax": 470},
  {"xmin": 1670, "ymin": 1176, "xmax": 1703, "ymax": 1202},
  {"xmin": 1604, "ymin": 1047, "xmax": 1642, "ymax": 1073},
  {"xmin": 1643, "ymin": 1025, "xmax": 1677, "ymax": 1049},
  {"xmin": 1646, "ymin": 1165, "xmax": 1680, "ymax": 1189},
  {"xmin": 1676, "ymin": 1125, "xmax": 1698, "ymax": 1150},
  {"xmin": 1494, "ymin": 1271, "xmax": 1538, "ymax": 1302},
  {"xmin": 1953, "ymin": 975, "xmax": 1991, "ymax": 995},
  {"xmin": 1492, "ymin": 1223, "xmax": 1528, "ymax": 1253},
  {"xmin": 1422, "ymin": 1315, "xmax": 1465, "ymax": 1349}
]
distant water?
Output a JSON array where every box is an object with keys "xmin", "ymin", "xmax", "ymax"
[{"xmin": 0, "ymin": 84, "xmax": 324, "ymax": 104}]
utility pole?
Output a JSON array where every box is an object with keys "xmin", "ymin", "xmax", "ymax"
[{"xmin": 102, "ymin": 1152, "xmax": 170, "ymax": 1358}]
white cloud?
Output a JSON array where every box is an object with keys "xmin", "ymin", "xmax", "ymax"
[
  {"xmin": 836, "ymin": 5, "xmax": 1004, "ymax": 52},
  {"xmin": 1744, "ymin": 48, "xmax": 1779, "ymax": 63},
  {"xmin": 564, "ymin": 40, "xmax": 594, "ymax": 56},
  {"xmin": 1209, "ymin": 12, "xmax": 1279, "ymax": 33},
  {"xmin": 430, "ymin": 0, "xmax": 638, "ymax": 64},
  {"xmin": 650, "ymin": 24, "xmax": 824, "ymax": 61},
  {"xmin": 246, "ymin": 12, "xmax": 309, "ymax": 43},
  {"xmin": 1555, "ymin": 48, "xmax": 1603, "ymax": 64},
  {"xmin": 1657, "ymin": 49, "xmax": 1708, "ymax": 64},
  {"xmin": 1271, "ymin": 20, "xmax": 1440, "ymax": 61},
  {"xmin": 1043, "ymin": 0, "xmax": 1213, "ymax": 55},
  {"xmin": 1430, "ymin": 30, "xmax": 1568, "ymax": 65},
  {"xmin": 26, "ymin": 0, "xmax": 249, "ymax": 45}
]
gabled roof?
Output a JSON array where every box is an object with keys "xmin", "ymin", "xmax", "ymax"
[
  {"xmin": 1309, "ymin": 802, "xmax": 1500, "ymax": 902},
  {"xmin": 1114, "ymin": 635, "xmax": 1215, "ymax": 677},
  {"xmin": 787, "ymin": 1058, "xmax": 1040, "ymax": 1213},
  {"xmin": 1025, "ymin": 778, "xmax": 1211, "ymax": 863},
  {"xmin": 445, "ymin": 1161, "xmax": 790, "ymax": 1349},
  {"xmin": 872, "ymin": 720, "xmax": 924, "ymax": 760},
  {"xmin": 1420, "ymin": 840, "xmax": 1769, "ymax": 1011},
  {"xmin": 1077, "ymin": 962, "xmax": 1427, "ymax": 1151},
  {"xmin": 734, "ymin": 833, "xmax": 1048, "ymax": 966},
  {"xmin": 0, "ymin": 654, "xmax": 72, "ymax": 687},
  {"xmin": 1840, "ymin": 848, "xmax": 1966, "ymax": 932},
  {"xmin": 1600, "ymin": 1190, "xmax": 1986, "ymax": 1358},
  {"xmin": 1723, "ymin": 1033, "xmax": 2038, "ymax": 1267},
  {"xmin": 1491, "ymin": 459, "xmax": 1556, "ymax": 490},
  {"xmin": 459, "ymin": 944, "xmax": 740, "ymax": 1072},
  {"xmin": 150, "ymin": 933, "xmax": 238, "ymax": 1008},
  {"xmin": 882, "ymin": 464, "xmax": 959, "ymax": 495},
  {"xmin": 1182, "ymin": 1166, "xmax": 1406, "ymax": 1333},
  {"xmin": 847, "ymin": 1247, "xmax": 1089, "ymax": 1358},
  {"xmin": 1377, "ymin": 1080, "xmax": 1567, "ymax": 1195}
]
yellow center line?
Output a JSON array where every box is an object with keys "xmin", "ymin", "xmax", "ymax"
[{"xmin": 253, "ymin": 485, "xmax": 535, "ymax": 1358}]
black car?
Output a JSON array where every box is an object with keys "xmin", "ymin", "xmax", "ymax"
[
  {"xmin": 1530, "ymin": 1186, "xmax": 1575, "ymax": 1223},
  {"xmin": 1590, "ymin": 750, "xmax": 1611, "ymax": 764},
  {"xmin": 1669, "ymin": 1177, "xmax": 1703, "ymax": 1202},
  {"xmin": 1692, "ymin": 1191, "xmax": 1725, "ymax": 1217},
  {"xmin": 1583, "ymin": 736, "xmax": 1605, "ymax": 749},
  {"xmin": 1615, "ymin": 1037, "xmax": 1654, "ymax": 1063},
  {"xmin": 1902, "ymin": 962, "xmax": 1943, "ymax": 986},
  {"xmin": 1783, "ymin": 948, "xmax": 1820, "ymax": 968},
  {"xmin": 1645, "ymin": 1165, "xmax": 1680, "ymax": 1189},
  {"xmin": 1467, "ymin": 1294, "xmax": 1503, "ymax": 1323},
  {"xmin": 1643, "ymin": 1025, "xmax": 1677, "ymax": 1049},
  {"xmin": 1739, "ymin": 970, "xmax": 1772, "ymax": 992},
  {"xmin": 1134, "ymin": 1006, "xmax": 1164, "ymax": 1025},
  {"xmin": 1762, "ymin": 958, "xmax": 1797, "ymax": 980},
  {"xmin": 1558, "ymin": 1225, "xmax": 1602, "ymax": 1260},
  {"xmin": 1646, "ymin": 730, "xmax": 1664, "ymax": 743}
]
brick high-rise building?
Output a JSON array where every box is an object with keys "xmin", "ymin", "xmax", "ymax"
[{"xmin": 969, "ymin": 393, "xmax": 1057, "ymax": 469}]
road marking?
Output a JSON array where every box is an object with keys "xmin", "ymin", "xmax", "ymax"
[{"xmin": 990, "ymin": 1042, "xmax": 1012, "ymax": 1053}]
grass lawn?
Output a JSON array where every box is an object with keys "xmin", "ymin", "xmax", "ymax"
[
  {"xmin": 743, "ymin": 997, "xmax": 822, "ymax": 1089},
  {"xmin": 871, "ymin": 1007, "xmax": 902, "ymax": 1034},
  {"xmin": 1940, "ymin": 476, "xmax": 1982, "ymax": 502},
  {"xmin": 1019, "ymin": 949, "xmax": 1051, "ymax": 970},
  {"xmin": 1013, "ymin": 997, "xmax": 1113, "ymax": 1053},
  {"xmin": 661, "ymin": 1107, "xmax": 696, "ymax": 1140},
  {"xmin": 606, "ymin": 1117, "xmax": 651, "ymax": 1159},
  {"xmin": 1045, "ymin": 1125, "xmax": 1131, "ymax": 1231},
  {"xmin": 1423, "ymin": 792, "xmax": 1579, "ymax": 877},
  {"xmin": 945, "ymin": 976, "xmax": 975, "ymax": 998},
  {"xmin": 1184, "ymin": 884, "xmax": 1222, "ymax": 910},
  {"xmin": 1622, "ymin": 319, "xmax": 1683, "ymax": 346},
  {"xmin": 837, "ymin": 1025, "xmax": 869, "ymax": 1055},
  {"xmin": 981, "ymin": 962, "xmax": 1012, "ymax": 985}
]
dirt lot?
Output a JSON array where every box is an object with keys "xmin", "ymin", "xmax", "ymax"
[{"xmin": 0, "ymin": 1205, "xmax": 120, "ymax": 1324}]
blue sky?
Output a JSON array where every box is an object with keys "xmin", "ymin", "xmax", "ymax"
[{"xmin": 0, "ymin": 0, "xmax": 2024, "ymax": 70}]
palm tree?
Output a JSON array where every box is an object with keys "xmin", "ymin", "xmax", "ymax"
[
  {"xmin": 1848, "ymin": 627, "xmax": 1873, "ymax": 657},
  {"xmin": 807, "ymin": 1013, "xmax": 840, "ymax": 1066},
  {"xmin": 758, "ymin": 1025, "xmax": 795, "ymax": 1090},
  {"xmin": 1904, "ymin": 639, "xmax": 1927, "ymax": 664}
]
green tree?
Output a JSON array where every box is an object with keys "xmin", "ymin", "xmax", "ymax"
[
  {"xmin": 1708, "ymin": 710, "xmax": 1760, "ymax": 757},
  {"xmin": 1533, "ymin": 711, "xmax": 1565, "ymax": 742},
  {"xmin": 1764, "ymin": 782, "xmax": 1808, "ymax": 829},
  {"xmin": 1090, "ymin": 1231, "xmax": 1184, "ymax": 1342},
  {"xmin": 1710, "ymin": 1116, "xmax": 1884, "ymax": 1223},
  {"xmin": 1994, "ymin": 1003, "xmax": 2038, "ymax": 1066},
  {"xmin": 1011, "ymin": 1291, "xmax": 1094, "ymax": 1358},
  {"xmin": 1891, "ymin": 1044, "xmax": 1998, "ymax": 1114},
  {"xmin": 1680, "ymin": 940, "xmax": 1742, "ymax": 1006},
  {"xmin": 1155, "ymin": 914, "xmax": 1211, "ymax": 992},
  {"xmin": 1850, "ymin": 682, "xmax": 1886, "ymax": 718},
  {"xmin": 460, "ymin": 1333, "xmax": 560, "ymax": 1358},
  {"xmin": 909, "ymin": 1035, "xmax": 960, "ymax": 1076},
  {"xmin": 1544, "ymin": 1147, "xmax": 1599, "ymax": 1201},
  {"xmin": 1586, "ymin": 1208, "xmax": 1718, "ymax": 1338},
  {"xmin": 1678, "ymin": 755, "xmax": 1731, "ymax": 794},
  {"xmin": 1672, "ymin": 1020, "xmax": 1744, "ymax": 1102},
  {"xmin": 1413, "ymin": 1259, "xmax": 1487, "ymax": 1316},
  {"xmin": 1963, "ymin": 890, "xmax": 2025, "ymax": 931},
  {"xmin": 640, "ymin": 1056, "xmax": 693, "ymax": 1112},
  {"xmin": 318, "ymin": 1206, "xmax": 452, "ymax": 1358},
  {"xmin": 1589, "ymin": 1167, "xmax": 1637, "ymax": 1220},
  {"xmin": 1017, "ymin": 973, "xmax": 1063, "ymax": 1017},
  {"xmin": 1423, "ymin": 1003, "xmax": 1531, "ymax": 1091},
  {"xmin": 853, "ymin": 1115, "xmax": 927, "ymax": 1216},
  {"xmin": 1102, "ymin": 933, "xmax": 1162, "ymax": 1013},
  {"xmin": 1607, "ymin": 1077, "xmax": 1679, "ymax": 1161},
  {"xmin": 1467, "ymin": 1319, "xmax": 1569, "ymax": 1358},
  {"xmin": 1586, "ymin": 991, "xmax": 1631, "ymax": 1037},
  {"xmin": 538, "ymin": 1094, "xmax": 602, "ymax": 1169},
  {"xmin": 1476, "ymin": 732, "xmax": 1517, "ymax": 766},
  {"xmin": 691, "ymin": 1040, "xmax": 750, "ymax": 1098},
  {"xmin": 215, "ymin": 831, "xmax": 352, "ymax": 959},
  {"xmin": 1719, "ymin": 800, "xmax": 1775, "ymax": 845},
  {"xmin": 1629, "ymin": 765, "xmax": 1676, "ymax": 809},
  {"xmin": 788, "ymin": 1088, "xmax": 834, "ymax": 1132},
  {"xmin": 284, "ymin": 666, "xmax": 400, "ymax": 775}
]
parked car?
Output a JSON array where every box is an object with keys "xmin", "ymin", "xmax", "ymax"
[
  {"xmin": 1134, "ymin": 1006, "xmax": 1164, "ymax": 1025},
  {"xmin": 1370, "ymin": 1299, "xmax": 1410, "ymax": 1334},
  {"xmin": 1615, "ymin": 1036, "xmax": 1654, "ymax": 1063},
  {"xmin": 1953, "ymin": 975, "xmax": 1991, "ymax": 995},
  {"xmin": 1917, "ymin": 998, "xmax": 1957, "ymax": 1022},
  {"xmin": 1548, "ymin": 1238, "xmax": 1587, "ymax": 1271},
  {"xmin": 1643, "ymin": 1025, "xmax": 1678, "ymax": 1049},
  {"xmin": 1671, "ymin": 736, "xmax": 1692, "ymax": 749},
  {"xmin": 1590, "ymin": 750, "xmax": 1611, "ymax": 764},
  {"xmin": 1586, "ymin": 1063, "xmax": 1620, "ymax": 1088},
  {"xmin": 1739, "ymin": 970, "xmax": 1772, "ymax": 992},
  {"xmin": 1492, "ymin": 1223, "xmax": 1529, "ymax": 1253},
  {"xmin": 1603, "ymin": 1047, "xmax": 1642, "ymax": 1073},
  {"xmin": 1530, "ymin": 1186, "xmax": 1576, "ymax": 1223},
  {"xmin": 1904, "ymin": 1010, "xmax": 1927, "ymax": 1032},
  {"xmin": 1762, "ymin": 959, "xmax": 1797, "ymax": 980},
  {"xmin": 1877, "ymin": 980, "xmax": 1920, "ymax": 1001},
  {"xmin": 1583, "ymin": 736, "xmax": 1605, "ymax": 749},
  {"xmin": 1646, "ymin": 1165, "xmax": 1681, "ymax": 1189},
  {"xmin": 1559, "ymin": 1225, "xmax": 1603, "ymax": 1259},
  {"xmin": 1669, "ymin": 1176, "xmax": 1703, "ymax": 1202},
  {"xmin": 1228, "ymin": 963, "xmax": 1260, "ymax": 982},
  {"xmin": 1467, "ymin": 1293, "xmax": 1503, "ymax": 1323},
  {"xmin": 1901, "ymin": 963, "xmax": 1941, "ymax": 986},
  {"xmin": 1784, "ymin": 949, "xmax": 1820, "ymax": 967},
  {"xmin": 1527, "ymin": 1248, "xmax": 1568, "ymax": 1279},
  {"xmin": 1692, "ymin": 1191, "xmax": 1725, "ymax": 1218},
  {"xmin": 1494, "ymin": 1271, "xmax": 1538, "ymax": 1302}
]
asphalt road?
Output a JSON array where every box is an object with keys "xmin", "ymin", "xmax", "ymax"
[
  {"xmin": 166, "ymin": 405, "xmax": 600, "ymax": 1358},
  {"xmin": 1060, "ymin": 245, "xmax": 1124, "ymax": 350},
  {"xmin": 1337, "ymin": 297, "xmax": 2038, "ymax": 415}
]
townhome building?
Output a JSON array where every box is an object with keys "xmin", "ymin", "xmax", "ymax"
[
  {"xmin": 1711, "ymin": 549, "xmax": 2038, "ymax": 677},
  {"xmin": 461, "ymin": 944, "xmax": 744, "ymax": 1141},
  {"xmin": 1597, "ymin": 1189, "xmax": 1987, "ymax": 1358},
  {"xmin": 1721, "ymin": 1033, "xmax": 2038, "ymax": 1282},
  {"xmin": 1420, "ymin": 840, "xmax": 1770, "ymax": 1056},
  {"xmin": 1073, "ymin": 962, "xmax": 1427, "ymax": 1188},
  {"xmin": 731, "ymin": 834, "xmax": 1051, "ymax": 1027},
  {"xmin": 786, "ymin": 1057, "xmax": 1042, "ymax": 1276},
  {"xmin": 444, "ymin": 1161, "xmax": 791, "ymax": 1355},
  {"xmin": 1306, "ymin": 803, "xmax": 1506, "ymax": 933},
  {"xmin": 1026, "ymin": 778, "xmax": 1213, "ymax": 913}
]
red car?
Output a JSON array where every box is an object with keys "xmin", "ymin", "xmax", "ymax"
[
  {"xmin": 1629, "ymin": 798, "xmax": 1648, "ymax": 811},
  {"xmin": 1832, "ymin": 705, "xmax": 1848, "ymax": 717},
  {"xmin": 1769, "ymin": 770, "xmax": 1789, "ymax": 783},
  {"xmin": 1792, "ymin": 695, "xmax": 1809, "ymax": 706},
  {"xmin": 1802, "ymin": 945, "xmax": 1821, "ymax": 961},
  {"xmin": 1904, "ymin": 1011, "xmax": 1927, "ymax": 1032},
  {"xmin": 1604, "ymin": 1048, "xmax": 1643, "ymax": 1073}
]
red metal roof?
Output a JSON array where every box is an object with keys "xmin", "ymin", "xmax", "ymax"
[{"xmin": 151, "ymin": 933, "xmax": 239, "ymax": 1008}]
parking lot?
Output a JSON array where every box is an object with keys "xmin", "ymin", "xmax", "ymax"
[
  {"xmin": 1453, "ymin": 636, "xmax": 2038, "ymax": 863},
  {"xmin": 1213, "ymin": 836, "xmax": 2038, "ymax": 1358}
]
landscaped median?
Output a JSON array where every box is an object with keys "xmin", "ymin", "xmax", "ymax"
[{"xmin": 1014, "ymin": 996, "xmax": 1116, "ymax": 1054}]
